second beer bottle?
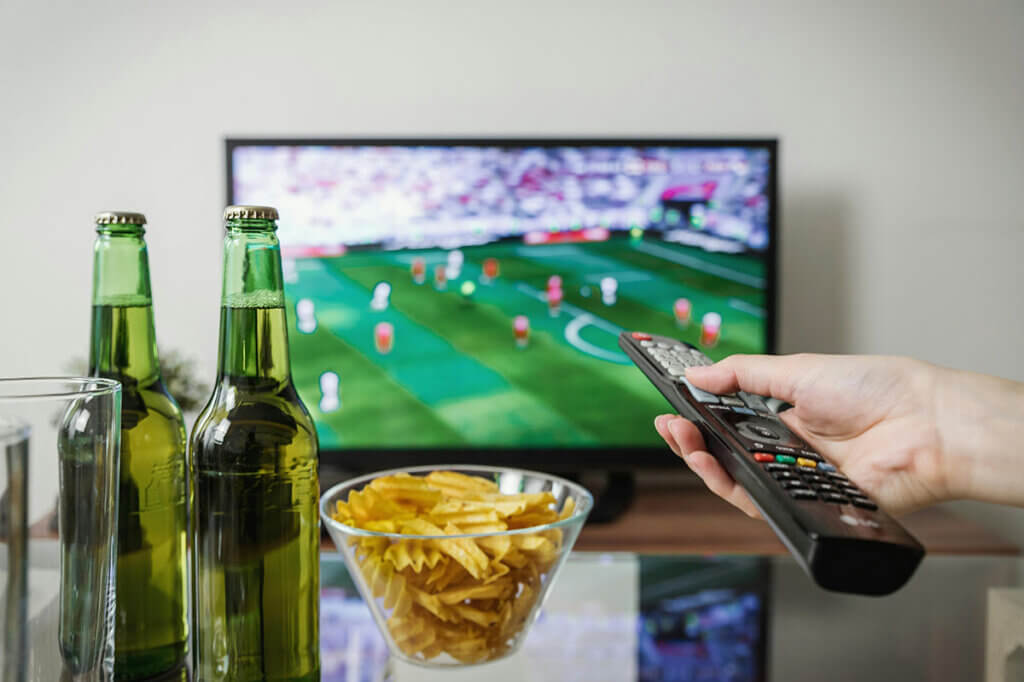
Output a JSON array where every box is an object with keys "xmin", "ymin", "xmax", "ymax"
[{"xmin": 190, "ymin": 205, "xmax": 320, "ymax": 681}]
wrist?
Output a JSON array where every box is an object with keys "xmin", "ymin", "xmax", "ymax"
[{"xmin": 936, "ymin": 365, "xmax": 1024, "ymax": 507}]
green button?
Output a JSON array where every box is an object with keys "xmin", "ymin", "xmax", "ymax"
[{"xmin": 775, "ymin": 455, "xmax": 796, "ymax": 464}]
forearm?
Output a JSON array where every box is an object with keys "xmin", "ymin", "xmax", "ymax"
[{"xmin": 937, "ymin": 365, "xmax": 1024, "ymax": 507}]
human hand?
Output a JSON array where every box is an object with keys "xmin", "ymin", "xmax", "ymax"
[{"xmin": 654, "ymin": 354, "xmax": 955, "ymax": 518}]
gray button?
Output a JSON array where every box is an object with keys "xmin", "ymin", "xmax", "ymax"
[
  {"xmin": 668, "ymin": 367, "xmax": 686, "ymax": 377},
  {"xmin": 640, "ymin": 340, "xmax": 654, "ymax": 348},
  {"xmin": 672, "ymin": 345, "xmax": 687, "ymax": 352},
  {"xmin": 741, "ymin": 392, "xmax": 769, "ymax": 411},
  {"xmin": 657, "ymin": 342, "xmax": 671, "ymax": 348},
  {"xmin": 720, "ymin": 394, "xmax": 745, "ymax": 407},
  {"xmin": 678, "ymin": 377, "xmax": 720, "ymax": 403}
]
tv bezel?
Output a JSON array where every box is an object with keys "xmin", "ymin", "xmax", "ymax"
[{"xmin": 225, "ymin": 137, "xmax": 779, "ymax": 471}]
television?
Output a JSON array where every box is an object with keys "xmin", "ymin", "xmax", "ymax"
[{"xmin": 226, "ymin": 139, "xmax": 778, "ymax": 470}]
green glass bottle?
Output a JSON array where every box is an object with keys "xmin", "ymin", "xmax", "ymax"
[
  {"xmin": 89, "ymin": 211, "xmax": 189, "ymax": 679},
  {"xmin": 190, "ymin": 205, "xmax": 320, "ymax": 681}
]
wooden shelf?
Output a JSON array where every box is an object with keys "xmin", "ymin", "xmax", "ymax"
[{"xmin": 574, "ymin": 482, "xmax": 1020, "ymax": 556}]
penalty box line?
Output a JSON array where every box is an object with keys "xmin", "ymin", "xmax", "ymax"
[{"xmin": 515, "ymin": 283, "xmax": 630, "ymax": 364}]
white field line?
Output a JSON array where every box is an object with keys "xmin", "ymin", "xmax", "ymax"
[
  {"xmin": 728, "ymin": 298, "xmax": 766, "ymax": 318},
  {"xmin": 632, "ymin": 241, "xmax": 765, "ymax": 288}
]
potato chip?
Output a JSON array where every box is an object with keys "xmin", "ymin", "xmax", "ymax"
[
  {"xmin": 370, "ymin": 474, "xmax": 444, "ymax": 509},
  {"xmin": 331, "ymin": 469, "xmax": 581, "ymax": 664},
  {"xmin": 425, "ymin": 470, "xmax": 498, "ymax": 495}
]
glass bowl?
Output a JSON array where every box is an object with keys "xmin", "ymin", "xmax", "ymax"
[{"xmin": 319, "ymin": 465, "xmax": 593, "ymax": 668}]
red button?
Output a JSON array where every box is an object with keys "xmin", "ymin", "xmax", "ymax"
[
  {"xmin": 631, "ymin": 332, "xmax": 652, "ymax": 341},
  {"xmin": 753, "ymin": 453, "xmax": 775, "ymax": 463}
]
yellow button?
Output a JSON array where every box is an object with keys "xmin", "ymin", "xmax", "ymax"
[{"xmin": 797, "ymin": 458, "xmax": 817, "ymax": 468}]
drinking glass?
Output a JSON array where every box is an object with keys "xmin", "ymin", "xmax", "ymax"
[{"xmin": 0, "ymin": 378, "xmax": 121, "ymax": 682}]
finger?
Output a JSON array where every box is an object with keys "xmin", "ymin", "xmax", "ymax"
[
  {"xmin": 685, "ymin": 353, "xmax": 820, "ymax": 403},
  {"xmin": 663, "ymin": 415, "xmax": 707, "ymax": 455},
  {"xmin": 684, "ymin": 451, "xmax": 763, "ymax": 519},
  {"xmin": 664, "ymin": 418, "xmax": 762, "ymax": 519}
]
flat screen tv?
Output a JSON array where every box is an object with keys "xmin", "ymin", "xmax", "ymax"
[{"xmin": 226, "ymin": 138, "xmax": 778, "ymax": 470}]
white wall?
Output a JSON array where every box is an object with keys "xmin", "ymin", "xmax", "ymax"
[{"xmin": 1, "ymin": 1, "xmax": 1023, "ymax": 537}]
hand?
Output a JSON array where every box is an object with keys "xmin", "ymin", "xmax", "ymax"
[{"xmin": 654, "ymin": 354, "xmax": 955, "ymax": 518}]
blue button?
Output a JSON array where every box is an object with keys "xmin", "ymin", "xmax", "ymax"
[
  {"xmin": 731, "ymin": 407, "xmax": 756, "ymax": 415},
  {"xmin": 817, "ymin": 462, "xmax": 837, "ymax": 472}
]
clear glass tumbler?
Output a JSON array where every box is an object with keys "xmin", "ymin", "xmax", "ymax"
[{"xmin": 0, "ymin": 378, "xmax": 121, "ymax": 682}]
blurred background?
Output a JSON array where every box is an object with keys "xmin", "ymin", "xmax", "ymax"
[{"xmin": 0, "ymin": 1, "xmax": 1021, "ymax": 538}]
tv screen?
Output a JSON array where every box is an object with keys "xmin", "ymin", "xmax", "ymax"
[{"xmin": 227, "ymin": 139, "xmax": 777, "ymax": 468}]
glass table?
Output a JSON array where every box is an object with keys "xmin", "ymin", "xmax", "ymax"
[
  {"xmin": 5, "ymin": 542, "xmax": 1021, "ymax": 680},
  {"xmin": 319, "ymin": 550, "xmax": 1024, "ymax": 682}
]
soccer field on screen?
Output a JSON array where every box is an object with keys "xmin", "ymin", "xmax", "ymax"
[{"xmin": 285, "ymin": 236, "xmax": 766, "ymax": 450}]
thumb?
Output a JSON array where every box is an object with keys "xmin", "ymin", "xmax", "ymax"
[{"xmin": 685, "ymin": 353, "xmax": 809, "ymax": 404}]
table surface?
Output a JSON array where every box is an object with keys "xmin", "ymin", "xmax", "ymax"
[
  {"xmin": 19, "ymin": 482, "xmax": 1021, "ymax": 681},
  {"xmin": 316, "ymin": 551, "xmax": 1024, "ymax": 682}
]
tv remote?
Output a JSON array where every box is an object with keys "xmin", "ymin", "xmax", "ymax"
[{"xmin": 620, "ymin": 331, "xmax": 925, "ymax": 596}]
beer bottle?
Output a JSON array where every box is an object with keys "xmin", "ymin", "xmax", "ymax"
[
  {"xmin": 190, "ymin": 206, "xmax": 320, "ymax": 681},
  {"xmin": 89, "ymin": 211, "xmax": 188, "ymax": 679}
]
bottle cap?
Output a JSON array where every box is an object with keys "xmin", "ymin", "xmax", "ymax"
[
  {"xmin": 94, "ymin": 211, "xmax": 147, "ymax": 226},
  {"xmin": 223, "ymin": 205, "xmax": 279, "ymax": 220}
]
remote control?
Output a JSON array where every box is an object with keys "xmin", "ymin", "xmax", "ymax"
[{"xmin": 620, "ymin": 331, "xmax": 925, "ymax": 596}]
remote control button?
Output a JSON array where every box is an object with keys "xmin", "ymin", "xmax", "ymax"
[
  {"xmin": 797, "ymin": 458, "xmax": 817, "ymax": 469},
  {"xmin": 739, "ymin": 392, "xmax": 769, "ymax": 412},
  {"xmin": 826, "ymin": 472, "xmax": 849, "ymax": 482},
  {"xmin": 631, "ymin": 332, "xmax": 653, "ymax": 341},
  {"xmin": 657, "ymin": 342, "xmax": 671, "ymax": 348},
  {"xmin": 851, "ymin": 497, "xmax": 878, "ymax": 510},
  {"xmin": 798, "ymin": 450, "xmax": 823, "ymax": 461},
  {"xmin": 687, "ymin": 352, "xmax": 712, "ymax": 367},
  {"xmin": 772, "ymin": 471, "xmax": 799, "ymax": 480},
  {"xmin": 789, "ymin": 489, "xmax": 818, "ymax": 500},
  {"xmin": 731, "ymin": 406, "xmax": 756, "ymax": 416},
  {"xmin": 736, "ymin": 422, "xmax": 781, "ymax": 442},
  {"xmin": 781, "ymin": 479, "xmax": 807, "ymax": 490},
  {"xmin": 667, "ymin": 367, "xmax": 687, "ymax": 377},
  {"xmin": 746, "ymin": 442, "xmax": 801, "ymax": 456},
  {"xmin": 678, "ymin": 378, "xmax": 720, "ymax": 404},
  {"xmin": 672, "ymin": 344, "xmax": 687, "ymax": 352},
  {"xmin": 640, "ymin": 340, "xmax": 654, "ymax": 348},
  {"xmin": 842, "ymin": 486, "xmax": 863, "ymax": 497},
  {"xmin": 816, "ymin": 462, "xmax": 837, "ymax": 472},
  {"xmin": 720, "ymin": 394, "xmax": 745, "ymax": 407},
  {"xmin": 775, "ymin": 455, "xmax": 796, "ymax": 464},
  {"xmin": 764, "ymin": 463, "xmax": 792, "ymax": 472},
  {"xmin": 822, "ymin": 493, "xmax": 850, "ymax": 504},
  {"xmin": 815, "ymin": 483, "xmax": 839, "ymax": 493},
  {"xmin": 753, "ymin": 452, "xmax": 775, "ymax": 463}
]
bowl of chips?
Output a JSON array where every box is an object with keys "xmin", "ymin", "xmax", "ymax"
[{"xmin": 320, "ymin": 465, "xmax": 593, "ymax": 667}]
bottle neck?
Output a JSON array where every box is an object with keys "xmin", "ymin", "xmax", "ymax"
[
  {"xmin": 89, "ymin": 227, "xmax": 160, "ymax": 382},
  {"xmin": 216, "ymin": 220, "xmax": 292, "ymax": 385}
]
